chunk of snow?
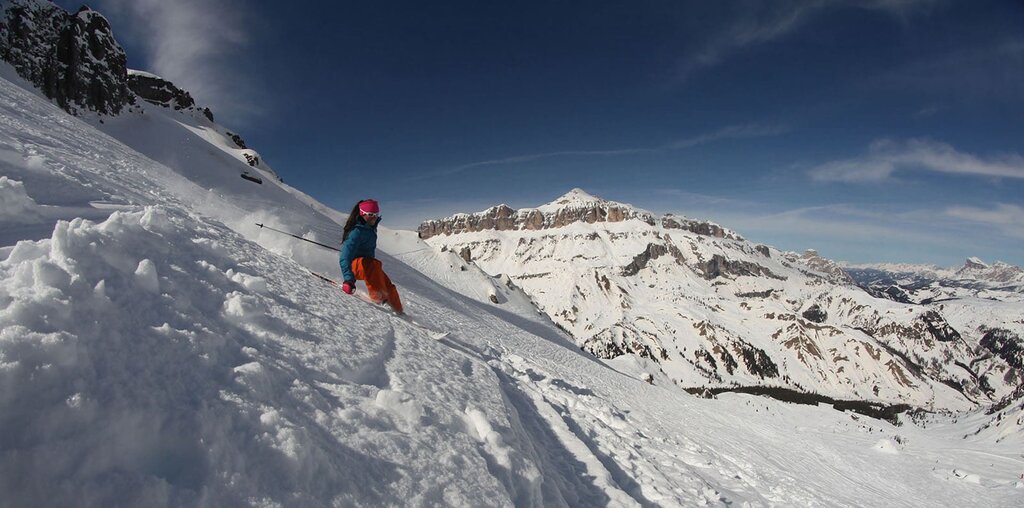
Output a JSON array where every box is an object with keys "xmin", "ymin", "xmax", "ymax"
[
  {"xmin": 0, "ymin": 176, "xmax": 41, "ymax": 223},
  {"xmin": 133, "ymin": 258, "xmax": 159, "ymax": 293}
]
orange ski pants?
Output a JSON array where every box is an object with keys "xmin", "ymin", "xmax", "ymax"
[{"xmin": 351, "ymin": 257, "xmax": 403, "ymax": 313}]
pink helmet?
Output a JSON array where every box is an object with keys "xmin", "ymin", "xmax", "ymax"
[{"xmin": 358, "ymin": 199, "xmax": 380, "ymax": 216}]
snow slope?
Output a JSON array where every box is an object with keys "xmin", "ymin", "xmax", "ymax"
[{"xmin": 1, "ymin": 66, "xmax": 1022, "ymax": 507}]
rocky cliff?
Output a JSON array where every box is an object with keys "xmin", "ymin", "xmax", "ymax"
[
  {"xmin": 419, "ymin": 188, "xmax": 655, "ymax": 239},
  {"xmin": 0, "ymin": 0, "xmax": 133, "ymax": 115},
  {"xmin": 126, "ymin": 69, "xmax": 215, "ymax": 122}
]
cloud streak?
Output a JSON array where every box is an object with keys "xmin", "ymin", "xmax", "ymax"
[
  {"xmin": 677, "ymin": 0, "xmax": 940, "ymax": 80},
  {"xmin": 99, "ymin": 0, "xmax": 257, "ymax": 123},
  {"xmin": 681, "ymin": 201, "xmax": 1021, "ymax": 265},
  {"xmin": 869, "ymin": 38, "xmax": 1024, "ymax": 101},
  {"xmin": 434, "ymin": 123, "xmax": 788, "ymax": 178},
  {"xmin": 946, "ymin": 203, "xmax": 1024, "ymax": 239},
  {"xmin": 809, "ymin": 139, "xmax": 1024, "ymax": 182}
]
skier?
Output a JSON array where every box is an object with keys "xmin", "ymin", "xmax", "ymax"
[{"xmin": 339, "ymin": 199, "xmax": 404, "ymax": 315}]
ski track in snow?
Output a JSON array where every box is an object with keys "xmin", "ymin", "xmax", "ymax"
[{"xmin": 0, "ymin": 65, "xmax": 1022, "ymax": 506}]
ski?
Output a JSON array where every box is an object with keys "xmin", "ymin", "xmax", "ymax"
[{"xmin": 309, "ymin": 270, "xmax": 449, "ymax": 340}]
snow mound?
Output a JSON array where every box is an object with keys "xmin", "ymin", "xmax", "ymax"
[
  {"xmin": 872, "ymin": 438, "xmax": 901, "ymax": 454},
  {"xmin": 0, "ymin": 207, "xmax": 430, "ymax": 505},
  {"xmin": 0, "ymin": 176, "xmax": 41, "ymax": 223}
]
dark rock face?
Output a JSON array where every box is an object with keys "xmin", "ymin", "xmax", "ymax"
[
  {"xmin": 700, "ymin": 254, "xmax": 785, "ymax": 281},
  {"xmin": 920, "ymin": 311, "xmax": 961, "ymax": 343},
  {"xmin": 126, "ymin": 72, "xmax": 195, "ymax": 110},
  {"xmin": 419, "ymin": 202, "xmax": 655, "ymax": 239},
  {"xmin": 581, "ymin": 332, "xmax": 626, "ymax": 359},
  {"xmin": 737, "ymin": 289, "xmax": 775, "ymax": 298},
  {"xmin": 738, "ymin": 343, "xmax": 779, "ymax": 379},
  {"xmin": 662, "ymin": 215, "xmax": 743, "ymax": 240},
  {"xmin": 618, "ymin": 242, "xmax": 684, "ymax": 276},
  {"xmin": 980, "ymin": 328, "xmax": 1023, "ymax": 372},
  {"xmin": 0, "ymin": 1, "xmax": 134, "ymax": 115},
  {"xmin": 802, "ymin": 304, "xmax": 828, "ymax": 323},
  {"xmin": 227, "ymin": 132, "xmax": 247, "ymax": 149},
  {"xmin": 755, "ymin": 245, "xmax": 771, "ymax": 258}
]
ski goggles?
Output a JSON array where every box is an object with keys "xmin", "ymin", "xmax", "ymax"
[{"xmin": 360, "ymin": 211, "xmax": 380, "ymax": 219}]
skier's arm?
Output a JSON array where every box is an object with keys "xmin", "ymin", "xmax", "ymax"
[{"xmin": 339, "ymin": 229, "xmax": 361, "ymax": 283}]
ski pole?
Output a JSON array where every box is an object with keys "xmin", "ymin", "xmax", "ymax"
[{"xmin": 255, "ymin": 223, "xmax": 340, "ymax": 252}]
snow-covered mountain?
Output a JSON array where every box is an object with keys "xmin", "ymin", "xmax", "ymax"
[
  {"xmin": 1, "ymin": 1, "xmax": 1022, "ymax": 505},
  {"xmin": 419, "ymin": 190, "xmax": 1023, "ymax": 411}
]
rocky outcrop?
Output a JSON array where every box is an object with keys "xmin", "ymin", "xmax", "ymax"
[
  {"xmin": 126, "ymin": 70, "xmax": 217, "ymax": 122},
  {"xmin": 700, "ymin": 254, "xmax": 785, "ymax": 281},
  {"xmin": 418, "ymin": 191, "xmax": 656, "ymax": 239},
  {"xmin": 0, "ymin": 0, "xmax": 134, "ymax": 115},
  {"xmin": 621, "ymin": 242, "xmax": 687, "ymax": 276},
  {"xmin": 795, "ymin": 250, "xmax": 854, "ymax": 284},
  {"xmin": 801, "ymin": 304, "xmax": 828, "ymax": 323},
  {"xmin": 920, "ymin": 310, "xmax": 961, "ymax": 343},
  {"xmin": 738, "ymin": 343, "xmax": 779, "ymax": 379},
  {"xmin": 127, "ymin": 71, "xmax": 195, "ymax": 110},
  {"xmin": 662, "ymin": 214, "xmax": 743, "ymax": 240},
  {"xmin": 227, "ymin": 131, "xmax": 247, "ymax": 149},
  {"xmin": 980, "ymin": 328, "xmax": 1023, "ymax": 372}
]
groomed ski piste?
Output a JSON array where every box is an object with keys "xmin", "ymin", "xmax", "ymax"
[{"xmin": 1, "ymin": 63, "xmax": 1021, "ymax": 507}]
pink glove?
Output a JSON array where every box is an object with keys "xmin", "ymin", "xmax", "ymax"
[{"xmin": 341, "ymin": 280, "xmax": 355, "ymax": 295}]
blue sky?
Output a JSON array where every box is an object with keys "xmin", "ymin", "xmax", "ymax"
[{"xmin": 63, "ymin": 0, "xmax": 1023, "ymax": 266}]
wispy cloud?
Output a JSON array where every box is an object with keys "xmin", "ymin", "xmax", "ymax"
[
  {"xmin": 677, "ymin": 0, "xmax": 940, "ymax": 80},
  {"xmin": 945, "ymin": 203, "xmax": 1024, "ymax": 239},
  {"xmin": 682, "ymin": 201, "xmax": 1018, "ymax": 265},
  {"xmin": 99, "ymin": 0, "xmax": 258, "ymax": 124},
  {"xmin": 432, "ymin": 123, "xmax": 788, "ymax": 178},
  {"xmin": 809, "ymin": 138, "xmax": 1024, "ymax": 182},
  {"xmin": 869, "ymin": 38, "xmax": 1024, "ymax": 101}
]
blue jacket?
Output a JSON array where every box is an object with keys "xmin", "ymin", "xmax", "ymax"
[{"xmin": 339, "ymin": 221, "xmax": 378, "ymax": 282}]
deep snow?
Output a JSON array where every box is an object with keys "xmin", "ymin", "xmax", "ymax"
[{"xmin": 1, "ymin": 64, "xmax": 1022, "ymax": 506}]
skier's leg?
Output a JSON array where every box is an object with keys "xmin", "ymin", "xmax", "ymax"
[
  {"xmin": 353, "ymin": 258, "xmax": 388, "ymax": 303},
  {"xmin": 382, "ymin": 271, "xmax": 403, "ymax": 314}
]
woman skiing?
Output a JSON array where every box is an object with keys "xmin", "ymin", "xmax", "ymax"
[{"xmin": 339, "ymin": 199, "xmax": 404, "ymax": 315}]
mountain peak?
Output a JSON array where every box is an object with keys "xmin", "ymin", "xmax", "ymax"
[
  {"xmin": 557, "ymin": 187, "xmax": 601, "ymax": 203},
  {"xmin": 964, "ymin": 256, "xmax": 988, "ymax": 269},
  {"xmin": 540, "ymin": 188, "xmax": 609, "ymax": 209}
]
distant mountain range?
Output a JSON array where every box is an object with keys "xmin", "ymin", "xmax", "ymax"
[
  {"xmin": 844, "ymin": 258, "xmax": 1024, "ymax": 305},
  {"xmin": 420, "ymin": 189, "xmax": 1023, "ymax": 412}
]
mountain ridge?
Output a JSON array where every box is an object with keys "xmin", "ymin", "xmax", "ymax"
[{"xmin": 420, "ymin": 190, "xmax": 1023, "ymax": 413}]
